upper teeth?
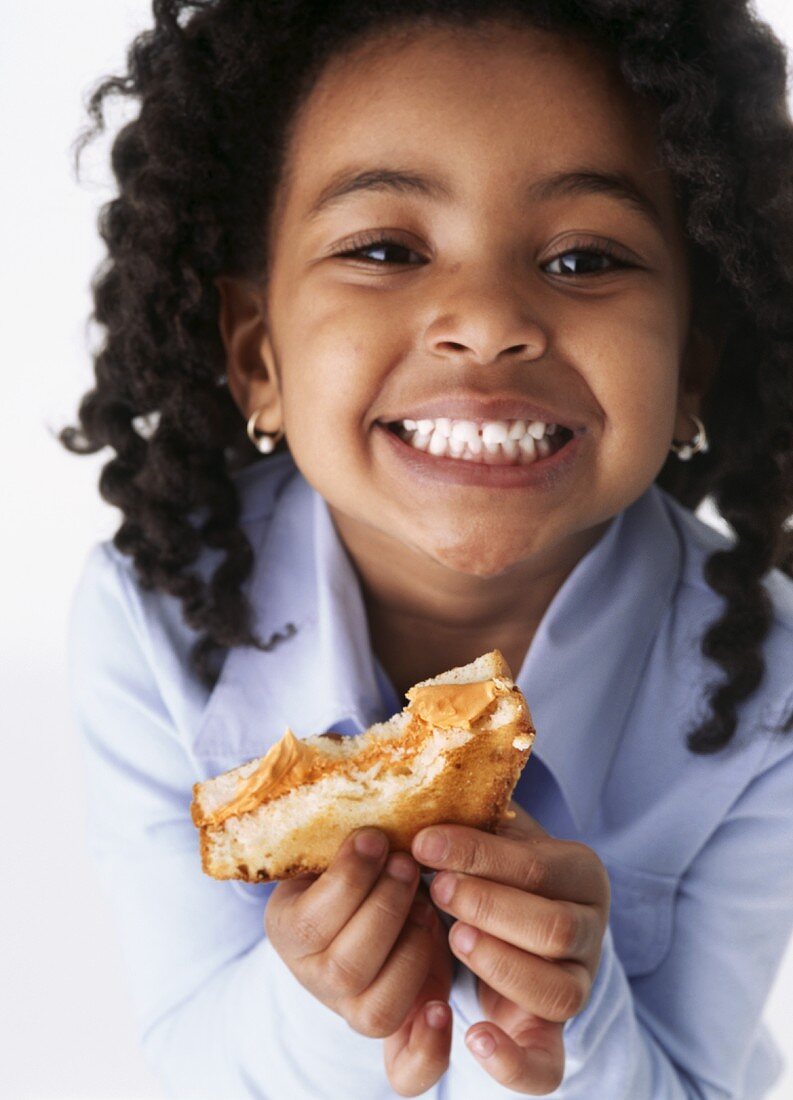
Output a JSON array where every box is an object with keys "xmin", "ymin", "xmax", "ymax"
[{"xmin": 400, "ymin": 417, "xmax": 557, "ymax": 441}]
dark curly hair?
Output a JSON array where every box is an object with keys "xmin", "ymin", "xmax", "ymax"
[{"xmin": 60, "ymin": 0, "xmax": 793, "ymax": 753}]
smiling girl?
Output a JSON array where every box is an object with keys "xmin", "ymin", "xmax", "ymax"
[{"xmin": 63, "ymin": 1, "xmax": 793, "ymax": 1097}]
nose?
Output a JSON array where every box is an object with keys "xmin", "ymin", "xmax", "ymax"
[{"xmin": 425, "ymin": 286, "xmax": 548, "ymax": 367}]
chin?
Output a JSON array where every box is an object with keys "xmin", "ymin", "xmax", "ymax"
[{"xmin": 425, "ymin": 536, "xmax": 531, "ymax": 578}]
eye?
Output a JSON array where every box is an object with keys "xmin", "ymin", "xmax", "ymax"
[
  {"xmin": 333, "ymin": 233, "xmax": 425, "ymax": 267},
  {"xmin": 331, "ymin": 232, "xmax": 637, "ymax": 276},
  {"xmin": 543, "ymin": 240, "xmax": 636, "ymax": 278}
]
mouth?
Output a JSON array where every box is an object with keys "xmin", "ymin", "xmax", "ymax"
[{"xmin": 379, "ymin": 416, "xmax": 576, "ymax": 467}]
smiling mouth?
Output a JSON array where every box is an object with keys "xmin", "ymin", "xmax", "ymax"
[{"xmin": 382, "ymin": 417, "xmax": 574, "ymax": 466}]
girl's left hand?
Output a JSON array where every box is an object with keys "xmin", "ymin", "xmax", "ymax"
[{"xmin": 410, "ymin": 802, "xmax": 611, "ymax": 1095}]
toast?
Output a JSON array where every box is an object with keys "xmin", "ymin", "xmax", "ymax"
[{"xmin": 191, "ymin": 649, "xmax": 535, "ymax": 882}]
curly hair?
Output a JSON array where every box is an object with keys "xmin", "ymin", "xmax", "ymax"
[{"xmin": 60, "ymin": 0, "xmax": 793, "ymax": 752}]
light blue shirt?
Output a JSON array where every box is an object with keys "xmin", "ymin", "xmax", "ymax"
[{"xmin": 67, "ymin": 450, "xmax": 793, "ymax": 1099}]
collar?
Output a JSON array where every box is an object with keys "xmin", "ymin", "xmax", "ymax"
[
  {"xmin": 193, "ymin": 468, "xmax": 682, "ymax": 833},
  {"xmin": 514, "ymin": 488, "xmax": 682, "ymax": 831},
  {"xmin": 193, "ymin": 470, "xmax": 385, "ymax": 772}
]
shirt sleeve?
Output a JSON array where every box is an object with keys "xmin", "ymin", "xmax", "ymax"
[
  {"xmin": 449, "ymin": 725, "xmax": 793, "ymax": 1099},
  {"xmin": 65, "ymin": 542, "xmax": 422, "ymax": 1100}
]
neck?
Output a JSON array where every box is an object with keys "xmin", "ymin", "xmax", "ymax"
[{"xmin": 328, "ymin": 504, "xmax": 608, "ymax": 696}]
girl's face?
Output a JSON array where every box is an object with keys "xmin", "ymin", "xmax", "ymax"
[{"xmin": 222, "ymin": 21, "xmax": 708, "ymax": 579}]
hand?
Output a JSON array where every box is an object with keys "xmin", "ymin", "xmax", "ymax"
[
  {"xmin": 410, "ymin": 802, "xmax": 611, "ymax": 1095},
  {"xmin": 265, "ymin": 827, "xmax": 454, "ymax": 1095}
]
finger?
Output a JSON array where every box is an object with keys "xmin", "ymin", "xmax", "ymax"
[
  {"xmin": 412, "ymin": 823, "xmax": 607, "ymax": 908},
  {"xmin": 464, "ymin": 1018, "xmax": 566, "ymax": 1095},
  {"xmin": 341, "ymin": 893, "xmax": 438, "ymax": 1037},
  {"xmin": 384, "ymin": 998, "xmax": 453, "ymax": 1097},
  {"xmin": 430, "ymin": 871, "xmax": 603, "ymax": 970},
  {"xmin": 478, "ymin": 979, "xmax": 546, "ymax": 1037},
  {"xmin": 384, "ymin": 911, "xmax": 455, "ymax": 1096},
  {"xmin": 313, "ymin": 852, "xmax": 422, "ymax": 1000},
  {"xmin": 272, "ymin": 828, "xmax": 391, "ymax": 957},
  {"xmin": 448, "ymin": 923, "xmax": 591, "ymax": 1024}
]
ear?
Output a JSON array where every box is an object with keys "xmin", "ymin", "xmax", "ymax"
[{"xmin": 214, "ymin": 275, "xmax": 283, "ymax": 433}]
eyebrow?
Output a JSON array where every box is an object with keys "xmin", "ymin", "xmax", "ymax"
[{"xmin": 305, "ymin": 164, "xmax": 665, "ymax": 232}]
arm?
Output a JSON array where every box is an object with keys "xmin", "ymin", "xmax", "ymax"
[
  {"xmin": 66, "ymin": 543, "xmax": 409, "ymax": 1099},
  {"xmin": 434, "ymin": 741, "xmax": 793, "ymax": 1098}
]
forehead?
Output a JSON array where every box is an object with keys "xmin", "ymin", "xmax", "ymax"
[{"xmin": 277, "ymin": 22, "xmax": 677, "ymax": 224}]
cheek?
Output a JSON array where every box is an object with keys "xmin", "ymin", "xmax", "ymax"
[
  {"xmin": 584, "ymin": 310, "xmax": 680, "ymax": 462},
  {"xmin": 611, "ymin": 369, "xmax": 677, "ymax": 454},
  {"xmin": 277, "ymin": 314, "xmax": 385, "ymax": 464},
  {"xmin": 282, "ymin": 375, "xmax": 366, "ymax": 478}
]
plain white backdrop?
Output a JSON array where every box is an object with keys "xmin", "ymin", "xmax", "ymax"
[{"xmin": 3, "ymin": 2, "xmax": 793, "ymax": 1097}]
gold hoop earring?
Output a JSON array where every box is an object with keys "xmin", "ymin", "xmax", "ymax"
[
  {"xmin": 246, "ymin": 407, "xmax": 285, "ymax": 454},
  {"xmin": 670, "ymin": 412, "xmax": 709, "ymax": 461}
]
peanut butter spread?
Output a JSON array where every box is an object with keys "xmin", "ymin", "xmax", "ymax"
[
  {"xmin": 406, "ymin": 680, "xmax": 499, "ymax": 728},
  {"xmin": 204, "ymin": 728, "xmax": 321, "ymax": 827},
  {"xmin": 204, "ymin": 680, "xmax": 499, "ymax": 827}
]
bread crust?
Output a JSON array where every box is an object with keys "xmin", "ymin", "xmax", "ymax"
[{"xmin": 192, "ymin": 650, "xmax": 535, "ymax": 882}]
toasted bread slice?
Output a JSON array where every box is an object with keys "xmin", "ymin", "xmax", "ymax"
[{"xmin": 191, "ymin": 649, "xmax": 535, "ymax": 882}]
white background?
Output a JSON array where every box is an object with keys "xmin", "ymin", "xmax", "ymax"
[{"xmin": 3, "ymin": 2, "xmax": 793, "ymax": 1097}]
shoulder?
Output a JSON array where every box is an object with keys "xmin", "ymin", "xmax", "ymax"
[
  {"xmin": 68, "ymin": 451, "xmax": 300, "ymax": 701},
  {"xmin": 656, "ymin": 485, "xmax": 793, "ymax": 633},
  {"xmin": 656, "ymin": 485, "xmax": 793, "ymax": 734},
  {"xmin": 75, "ymin": 450, "xmax": 298, "ymax": 595}
]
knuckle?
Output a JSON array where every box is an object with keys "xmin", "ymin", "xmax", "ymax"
[
  {"xmin": 569, "ymin": 975, "xmax": 589, "ymax": 1016},
  {"xmin": 548, "ymin": 1067, "xmax": 567, "ymax": 1094},
  {"xmin": 370, "ymin": 886, "xmax": 413, "ymax": 926},
  {"xmin": 571, "ymin": 842, "xmax": 611, "ymax": 906},
  {"xmin": 467, "ymin": 833, "xmax": 489, "ymax": 873},
  {"xmin": 521, "ymin": 852, "xmax": 550, "ymax": 893},
  {"xmin": 323, "ymin": 950, "xmax": 366, "ymax": 997},
  {"xmin": 544, "ymin": 973, "xmax": 587, "ymax": 1021},
  {"xmin": 487, "ymin": 943, "xmax": 519, "ymax": 994},
  {"xmin": 565, "ymin": 840, "xmax": 589, "ymax": 860},
  {"xmin": 289, "ymin": 909, "xmax": 326, "ymax": 953},
  {"xmin": 543, "ymin": 904, "xmax": 581, "ymax": 957},
  {"xmin": 466, "ymin": 880, "xmax": 495, "ymax": 927},
  {"xmin": 397, "ymin": 925, "xmax": 434, "ymax": 975},
  {"xmin": 346, "ymin": 997, "xmax": 398, "ymax": 1038},
  {"xmin": 536, "ymin": 1063, "xmax": 566, "ymax": 1095},
  {"xmin": 511, "ymin": 1029, "xmax": 565, "ymax": 1094}
]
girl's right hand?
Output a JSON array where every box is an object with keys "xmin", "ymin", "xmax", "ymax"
[{"xmin": 265, "ymin": 826, "xmax": 455, "ymax": 1096}]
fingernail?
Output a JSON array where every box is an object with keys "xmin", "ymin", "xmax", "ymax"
[
  {"xmin": 452, "ymin": 923, "xmax": 478, "ymax": 955},
  {"xmin": 425, "ymin": 1001, "xmax": 450, "ymax": 1030},
  {"xmin": 354, "ymin": 829, "xmax": 386, "ymax": 859},
  {"xmin": 467, "ymin": 1030, "xmax": 495, "ymax": 1058},
  {"xmin": 415, "ymin": 829, "xmax": 447, "ymax": 862}
]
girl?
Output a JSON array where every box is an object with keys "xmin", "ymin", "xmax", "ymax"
[{"xmin": 63, "ymin": 1, "xmax": 793, "ymax": 1097}]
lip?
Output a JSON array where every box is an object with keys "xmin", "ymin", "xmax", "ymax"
[
  {"xmin": 375, "ymin": 421, "xmax": 586, "ymax": 489},
  {"xmin": 375, "ymin": 392, "xmax": 588, "ymax": 432}
]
